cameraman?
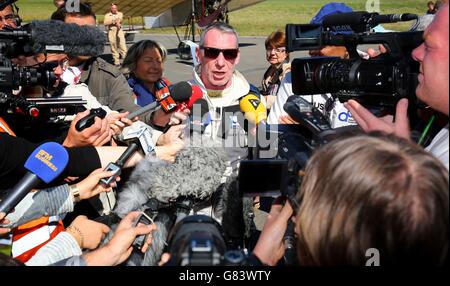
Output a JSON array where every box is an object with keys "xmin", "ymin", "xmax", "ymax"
[
  {"xmin": 344, "ymin": 3, "xmax": 449, "ymax": 169},
  {"xmin": 252, "ymin": 133, "xmax": 448, "ymax": 265},
  {"xmin": 0, "ymin": 2, "xmax": 18, "ymax": 30}
]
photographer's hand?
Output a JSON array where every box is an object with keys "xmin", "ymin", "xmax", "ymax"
[
  {"xmin": 74, "ymin": 168, "xmax": 121, "ymax": 201},
  {"xmin": 344, "ymin": 98, "xmax": 411, "ymax": 140},
  {"xmin": 252, "ymin": 198, "xmax": 294, "ymax": 266},
  {"xmin": 82, "ymin": 211, "xmax": 156, "ymax": 266},
  {"xmin": 64, "ymin": 111, "xmax": 113, "ymax": 147}
]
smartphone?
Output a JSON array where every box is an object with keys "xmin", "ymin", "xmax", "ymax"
[
  {"xmin": 132, "ymin": 212, "xmax": 154, "ymax": 250},
  {"xmin": 238, "ymin": 159, "xmax": 288, "ymax": 197}
]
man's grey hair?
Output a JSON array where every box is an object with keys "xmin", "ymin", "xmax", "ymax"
[
  {"xmin": 199, "ymin": 22, "xmax": 239, "ymax": 48},
  {"xmin": 121, "ymin": 39, "xmax": 167, "ymax": 75}
]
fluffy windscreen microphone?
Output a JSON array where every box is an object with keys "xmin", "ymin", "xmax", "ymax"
[
  {"xmin": 29, "ymin": 20, "xmax": 106, "ymax": 57},
  {"xmin": 114, "ymin": 135, "xmax": 228, "ymax": 217},
  {"xmin": 109, "ymin": 135, "xmax": 229, "ymax": 266}
]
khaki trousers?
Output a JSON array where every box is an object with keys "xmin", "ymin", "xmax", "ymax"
[{"xmin": 108, "ymin": 27, "xmax": 127, "ymax": 65}]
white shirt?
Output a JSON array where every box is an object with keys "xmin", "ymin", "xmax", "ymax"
[
  {"xmin": 267, "ymin": 72, "xmax": 356, "ymax": 128},
  {"xmin": 426, "ymin": 124, "xmax": 449, "ymax": 169}
]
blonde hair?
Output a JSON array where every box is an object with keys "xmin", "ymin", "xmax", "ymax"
[{"xmin": 296, "ymin": 132, "xmax": 449, "ymax": 265}]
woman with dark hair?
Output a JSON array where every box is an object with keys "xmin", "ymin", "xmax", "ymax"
[
  {"xmin": 261, "ymin": 30, "xmax": 290, "ymax": 109},
  {"xmin": 121, "ymin": 40, "xmax": 170, "ymax": 107},
  {"xmin": 253, "ymin": 133, "xmax": 449, "ymax": 266}
]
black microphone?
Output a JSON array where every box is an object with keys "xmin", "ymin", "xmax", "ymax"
[
  {"xmin": 323, "ymin": 11, "xmax": 418, "ymax": 28},
  {"xmin": 322, "ymin": 11, "xmax": 369, "ymax": 27},
  {"xmin": 372, "ymin": 13, "xmax": 418, "ymax": 24}
]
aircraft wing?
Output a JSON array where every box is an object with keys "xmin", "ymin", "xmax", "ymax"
[
  {"xmin": 227, "ymin": 0, "xmax": 266, "ymax": 12},
  {"xmin": 89, "ymin": 0, "xmax": 186, "ymax": 17},
  {"xmin": 89, "ymin": 0, "xmax": 265, "ymax": 17}
]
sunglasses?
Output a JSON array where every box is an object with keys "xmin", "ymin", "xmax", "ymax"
[{"xmin": 200, "ymin": 46, "xmax": 239, "ymax": 61}]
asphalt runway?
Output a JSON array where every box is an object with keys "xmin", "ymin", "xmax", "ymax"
[{"xmin": 103, "ymin": 33, "xmax": 310, "ymax": 88}]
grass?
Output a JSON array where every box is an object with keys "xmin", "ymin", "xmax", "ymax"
[{"xmin": 18, "ymin": 0, "xmax": 427, "ymax": 35}]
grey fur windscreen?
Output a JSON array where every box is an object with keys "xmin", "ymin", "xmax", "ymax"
[
  {"xmin": 115, "ymin": 135, "xmax": 229, "ymax": 217},
  {"xmin": 30, "ymin": 20, "xmax": 106, "ymax": 57}
]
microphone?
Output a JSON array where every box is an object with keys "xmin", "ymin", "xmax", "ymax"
[
  {"xmin": 372, "ymin": 13, "xmax": 418, "ymax": 24},
  {"xmin": 0, "ymin": 142, "xmax": 69, "ymax": 215},
  {"xmin": 239, "ymin": 94, "xmax": 267, "ymax": 125},
  {"xmin": 175, "ymin": 84, "xmax": 204, "ymax": 112},
  {"xmin": 322, "ymin": 11, "xmax": 418, "ymax": 29},
  {"xmin": 126, "ymin": 81, "xmax": 194, "ymax": 120},
  {"xmin": 112, "ymin": 135, "xmax": 228, "ymax": 266},
  {"xmin": 162, "ymin": 84, "xmax": 205, "ymax": 133},
  {"xmin": 155, "ymin": 81, "xmax": 193, "ymax": 113},
  {"xmin": 189, "ymin": 98, "xmax": 211, "ymax": 134},
  {"xmin": 0, "ymin": 20, "xmax": 106, "ymax": 57},
  {"xmin": 100, "ymin": 123, "xmax": 155, "ymax": 187},
  {"xmin": 240, "ymin": 94, "xmax": 267, "ymax": 160},
  {"xmin": 29, "ymin": 20, "xmax": 106, "ymax": 57}
]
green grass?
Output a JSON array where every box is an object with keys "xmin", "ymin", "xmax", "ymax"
[{"xmin": 18, "ymin": 0, "xmax": 427, "ymax": 35}]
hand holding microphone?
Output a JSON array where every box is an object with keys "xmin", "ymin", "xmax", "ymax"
[{"xmin": 0, "ymin": 142, "xmax": 69, "ymax": 215}]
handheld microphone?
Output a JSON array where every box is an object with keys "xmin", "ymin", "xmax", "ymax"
[
  {"xmin": 0, "ymin": 142, "xmax": 69, "ymax": 215},
  {"xmin": 240, "ymin": 94, "xmax": 267, "ymax": 159},
  {"xmin": 189, "ymin": 98, "xmax": 211, "ymax": 134},
  {"xmin": 100, "ymin": 124, "xmax": 155, "ymax": 188},
  {"xmin": 239, "ymin": 94, "xmax": 267, "ymax": 125},
  {"xmin": 126, "ymin": 81, "xmax": 194, "ymax": 120},
  {"xmin": 162, "ymin": 84, "xmax": 205, "ymax": 133},
  {"xmin": 156, "ymin": 81, "xmax": 193, "ymax": 113}
]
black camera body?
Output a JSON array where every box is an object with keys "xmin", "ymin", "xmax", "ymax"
[
  {"xmin": 165, "ymin": 215, "xmax": 250, "ymax": 266},
  {"xmin": 0, "ymin": 27, "xmax": 86, "ymax": 120},
  {"xmin": 286, "ymin": 14, "xmax": 423, "ymax": 109}
]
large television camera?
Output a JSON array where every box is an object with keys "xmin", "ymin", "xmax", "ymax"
[
  {"xmin": 0, "ymin": 20, "xmax": 95, "ymax": 120},
  {"xmin": 285, "ymin": 11, "xmax": 423, "ymax": 109}
]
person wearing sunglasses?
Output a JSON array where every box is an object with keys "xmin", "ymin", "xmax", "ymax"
[
  {"xmin": 252, "ymin": 132, "xmax": 449, "ymax": 266},
  {"xmin": 261, "ymin": 30, "xmax": 291, "ymax": 110},
  {"xmin": 187, "ymin": 22, "xmax": 265, "ymax": 153}
]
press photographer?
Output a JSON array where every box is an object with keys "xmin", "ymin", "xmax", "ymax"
[{"xmin": 344, "ymin": 3, "xmax": 449, "ymax": 169}]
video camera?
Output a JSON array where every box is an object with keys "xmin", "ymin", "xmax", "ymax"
[
  {"xmin": 285, "ymin": 11, "xmax": 422, "ymax": 109},
  {"xmin": 165, "ymin": 215, "xmax": 250, "ymax": 266},
  {"xmin": 0, "ymin": 26, "xmax": 86, "ymax": 120}
]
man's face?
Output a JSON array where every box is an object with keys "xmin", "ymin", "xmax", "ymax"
[
  {"xmin": 46, "ymin": 53, "xmax": 69, "ymax": 89},
  {"xmin": 111, "ymin": 5, "xmax": 118, "ymax": 14},
  {"xmin": 0, "ymin": 5, "xmax": 17, "ymax": 30},
  {"xmin": 412, "ymin": 4, "xmax": 449, "ymax": 115},
  {"xmin": 196, "ymin": 29, "xmax": 240, "ymax": 90}
]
